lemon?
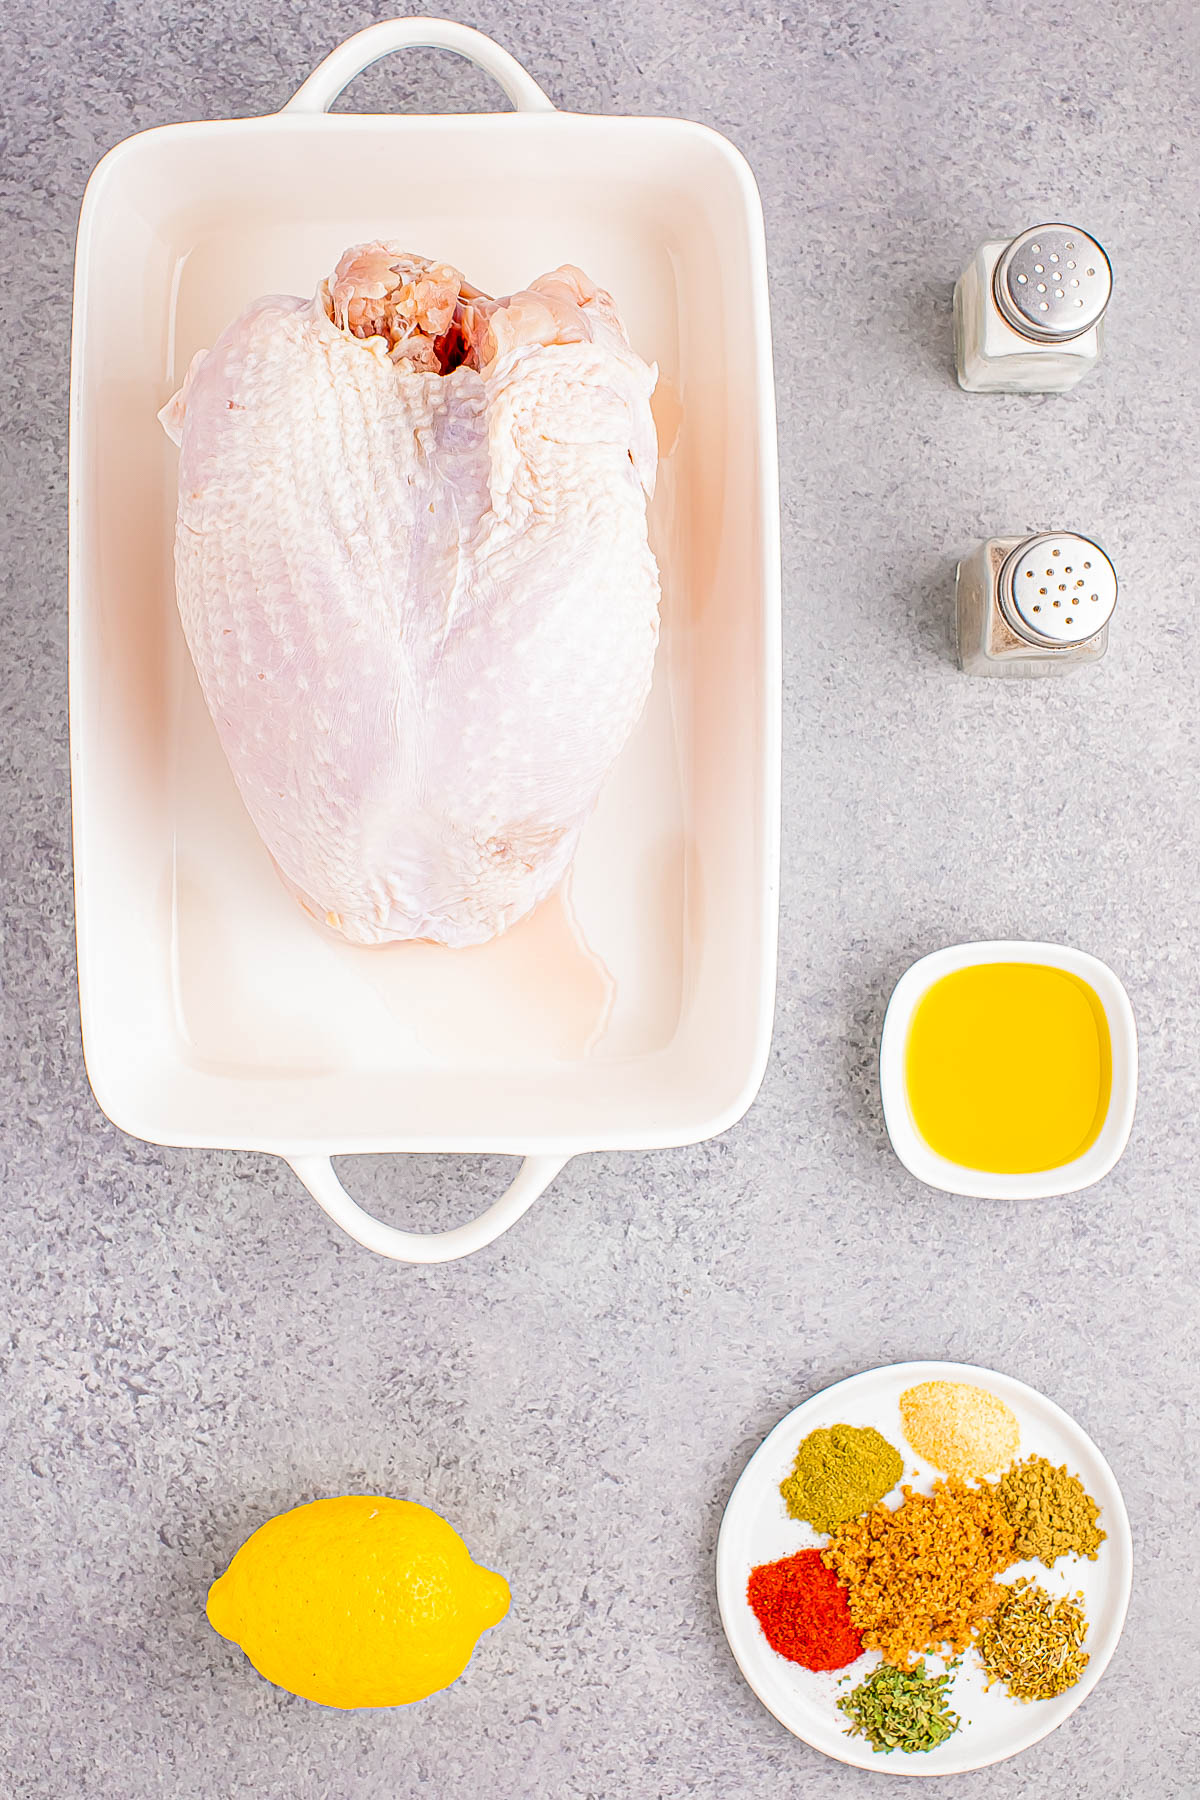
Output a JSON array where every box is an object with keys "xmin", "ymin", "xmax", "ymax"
[{"xmin": 206, "ymin": 1496, "xmax": 510, "ymax": 1709}]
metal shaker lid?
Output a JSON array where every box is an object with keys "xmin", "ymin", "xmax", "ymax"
[
  {"xmin": 993, "ymin": 225, "xmax": 1112, "ymax": 343},
  {"xmin": 1000, "ymin": 533, "xmax": 1118, "ymax": 646}
]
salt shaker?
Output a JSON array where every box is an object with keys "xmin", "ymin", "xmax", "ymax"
[
  {"xmin": 954, "ymin": 224, "xmax": 1112, "ymax": 393},
  {"xmin": 956, "ymin": 532, "xmax": 1118, "ymax": 677}
]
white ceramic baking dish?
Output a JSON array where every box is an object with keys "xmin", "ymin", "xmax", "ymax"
[{"xmin": 69, "ymin": 18, "xmax": 781, "ymax": 1262}]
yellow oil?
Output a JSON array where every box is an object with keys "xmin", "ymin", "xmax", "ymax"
[{"xmin": 905, "ymin": 962, "xmax": 1111, "ymax": 1174}]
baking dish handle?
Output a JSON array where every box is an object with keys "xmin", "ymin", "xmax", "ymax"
[
  {"xmin": 281, "ymin": 18, "xmax": 557, "ymax": 116},
  {"xmin": 285, "ymin": 1153, "xmax": 571, "ymax": 1263}
]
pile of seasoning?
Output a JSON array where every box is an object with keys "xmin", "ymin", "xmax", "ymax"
[
  {"xmin": 746, "ymin": 1548, "xmax": 862, "ymax": 1671},
  {"xmin": 995, "ymin": 1455, "xmax": 1106, "ymax": 1566},
  {"xmin": 779, "ymin": 1424, "xmax": 903, "ymax": 1533},
  {"xmin": 823, "ymin": 1479, "xmax": 1016, "ymax": 1666},
  {"xmin": 977, "ymin": 1578, "xmax": 1090, "ymax": 1701},
  {"xmin": 837, "ymin": 1659, "xmax": 961, "ymax": 1754},
  {"xmin": 743, "ymin": 1389, "xmax": 1108, "ymax": 1757},
  {"xmin": 900, "ymin": 1380, "xmax": 1020, "ymax": 1479}
]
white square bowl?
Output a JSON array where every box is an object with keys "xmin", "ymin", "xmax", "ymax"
[{"xmin": 879, "ymin": 940, "xmax": 1137, "ymax": 1200}]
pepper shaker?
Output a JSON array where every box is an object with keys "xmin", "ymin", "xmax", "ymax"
[
  {"xmin": 956, "ymin": 532, "xmax": 1118, "ymax": 676},
  {"xmin": 954, "ymin": 225, "xmax": 1112, "ymax": 393}
]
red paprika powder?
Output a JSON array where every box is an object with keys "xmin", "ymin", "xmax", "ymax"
[{"xmin": 747, "ymin": 1548, "xmax": 862, "ymax": 1671}]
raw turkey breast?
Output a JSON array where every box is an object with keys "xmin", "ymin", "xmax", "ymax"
[{"xmin": 160, "ymin": 244, "xmax": 660, "ymax": 946}]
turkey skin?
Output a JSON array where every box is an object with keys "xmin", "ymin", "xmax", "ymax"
[{"xmin": 160, "ymin": 245, "xmax": 660, "ymax": 946}]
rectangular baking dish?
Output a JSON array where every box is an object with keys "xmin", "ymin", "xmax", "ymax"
[{"xmin": 69, "ymin": 18, "xmax": 781, "ymax": 1261}]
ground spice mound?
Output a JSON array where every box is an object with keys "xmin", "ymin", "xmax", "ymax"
[
  {"xmin": 900, "ymin": 1381, "xmax": 1020, "ymax": 1479},
  {"xmin": 779, "ymin": 1424, "xmax": 903, "ymax": 1533},
  {"xmin": 994, "ymin": 1455, "xmax": 1106, "ymax": 1566},
  {"xmin": 822, "ymin": 1480, "xmax": 1016, "ymax": 1667},
  {"xmin": 746, "ymin": 1548, "xmax": 863, "ymax": 1671}
]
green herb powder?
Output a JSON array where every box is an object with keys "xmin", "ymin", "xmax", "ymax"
[
  {"xmin": 838, "ymin": 1659, "xmax": 961, "ymax": 1754},
  {"xmin": 779, "ymin": 1424, "xmax": 903, "ymax": 1533}
]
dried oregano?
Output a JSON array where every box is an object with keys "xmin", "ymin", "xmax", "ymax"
[{"xmin": 837, "ymin": 1659, "xmax": 961, "ymax": 1754}]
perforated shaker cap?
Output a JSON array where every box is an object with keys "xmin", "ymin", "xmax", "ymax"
[
  {"xmin": 1000, "ymin": 533, "xmax": 1118, "ymax": 646},
  {"xmin": 994, "ymin": 225, "xmax": 1112, "ymax": 342}
]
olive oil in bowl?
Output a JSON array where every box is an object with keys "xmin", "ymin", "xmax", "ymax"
[{"xmin": 904, "ymin": 962, "xmax": 1112, "ymax": 1175}]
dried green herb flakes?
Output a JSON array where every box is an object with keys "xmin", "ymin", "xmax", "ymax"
[{"xmin": 837, "ymin": 1659, "xmax": 961, "ymax": 1754}]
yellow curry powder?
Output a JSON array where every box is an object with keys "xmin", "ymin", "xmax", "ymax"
[{"xmin": 822, "ymin": 1480, "xmax": 1016, "ymax": 1667}]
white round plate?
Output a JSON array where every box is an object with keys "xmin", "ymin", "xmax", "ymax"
[{"xmin": 716, "ymin": 1361, "xmax": 1132, "ymax": 1777}]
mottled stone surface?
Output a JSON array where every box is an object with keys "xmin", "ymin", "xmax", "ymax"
[{"xmin": 1, "ymin": 1, "xmax": 1198, "ymax": 1794}]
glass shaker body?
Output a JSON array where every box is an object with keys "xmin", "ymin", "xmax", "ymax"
[
  {"xmin": 954, "ymin": 227, "xmax": 1110, "ymax": 394},
  {"xmin": 957, "ymin": 534, "xmax": 1116, "ymax": 678}
]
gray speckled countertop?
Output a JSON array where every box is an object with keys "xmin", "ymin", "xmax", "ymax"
[{"xmin": 2, "ymin": 2, "xmax": 1199, "ymax": 1794}]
